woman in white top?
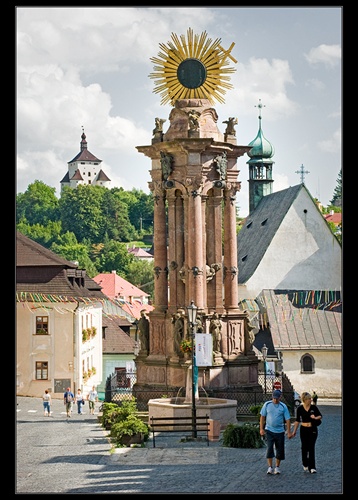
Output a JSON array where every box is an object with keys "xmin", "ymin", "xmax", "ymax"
[
  {"xmin": 75, "ymin": 389, "xmax": 84, "ymax": 414},
  {"xmin": 42, "ymin": 390, "xmax": 52, "ymax": 416}
]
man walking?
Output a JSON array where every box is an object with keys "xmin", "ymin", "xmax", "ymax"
[
  {"xmin": 63, "ymin": 387, "xmax": 74, "ymax": 417},
  {"xmin": 87, "ymin": 386, "xmax": 98, "ymax": 415},
  {"xmin": 260, "ymin": 390, "xmax": 292, "ymax": 475}
]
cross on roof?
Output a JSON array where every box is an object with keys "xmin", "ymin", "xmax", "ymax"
[
  {"xmin": 295, "ymin": 164, "xmax": 310, "ymax": 183},
  {"xmin": 255, "ymin": 99, "xmax": 266, "ymax": 120}
]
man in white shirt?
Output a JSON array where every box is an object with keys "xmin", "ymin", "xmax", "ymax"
[{"xmin": 87, "ymin": 386, "xmax": 98, "ymax": 415}]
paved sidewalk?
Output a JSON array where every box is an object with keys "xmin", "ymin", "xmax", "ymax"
[{"xmin": 16, "ymin": 396, "xmax": 342, "ymax": 494}]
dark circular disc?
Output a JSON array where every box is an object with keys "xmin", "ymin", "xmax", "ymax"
[{"xmin": 177, "ymin": 58, "xmax": 207, "ymax": 89}]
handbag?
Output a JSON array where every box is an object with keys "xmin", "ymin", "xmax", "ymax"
[{"xmin": 82, "ymin": 399, "xmax": 85, "ymax": 405}]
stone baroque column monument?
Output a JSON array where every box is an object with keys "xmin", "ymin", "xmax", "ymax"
[{"xmin": 134, "ymin": 28, "xmax": 260, "ymax": 402}]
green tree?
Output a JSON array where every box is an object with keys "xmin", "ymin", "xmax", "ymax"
[
  {"xmin": 16, "ymin": 180, "xmax": 59, "ymax": 225},
  {"xmin": 126, "ymin": 258, "xmax": 154, "ymax": 301},
  {"xmin": 114, "ymin": 188, "xmax": 154, "ymax": 233},
  {"xmin": 59, "ymin": 185, "xmax": 107, "ymax": 243},
  {"xmin": 94, "ymin": 238, "xmax": 134, "ymax": 278},
  {"xmin": 16, "ymin": 220, "xmax": 63, "ymax": 248},
  {"xmin": 330, "ymin": 169, "xmax": 342, "ymax": 207},
  {"xmin": 102, "ymin": 189, "xmax": 138, "ymax": 241},
  {"xmin": 50, "ymin": 231, "xmax": 98, "ymax": 276}
]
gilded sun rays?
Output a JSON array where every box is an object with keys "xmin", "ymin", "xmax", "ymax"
[{"xmin": 149, "ymin": 28, "xmax": 237, "ymax": 106}]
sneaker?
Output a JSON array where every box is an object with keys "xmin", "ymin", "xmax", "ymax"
[
  {"xmin": 267, "ymin": 467, "xmax": 273, "ymax": 474},
  {"xmin": 310, "ymin": 469, "xmax": 317, "ymax": 474},
  {"xmin": 303, "ymin": 466, "xmax": 309, "ymax": 472},
  {"xmin": 274, "ymin": 467, "xmax": 281, "ymax": 474}
]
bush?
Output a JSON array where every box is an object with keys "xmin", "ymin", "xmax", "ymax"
[
  {"xmin": 249, "ymin": 404, "xmax": 263, "ymax": 419},
  {"xmin": 222, "ymin": 423, "xmax": 264, "ymax": 449},
  {"xmin": 99, "ymin": 402, "xmax": 122, "ymax": 430},
  {"xmin": 110, "ymin": 415, "xmax": 149, "ymax": 442},
  {"xmin": 99, "ymin": 397, "xmax": 149, "ymax": 446}
]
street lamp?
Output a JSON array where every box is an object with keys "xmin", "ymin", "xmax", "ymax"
[
  {"xmin": 187, "ymin": 300, "xmax": 198, "ymax": 438},
  {"xmin": 262, "ymin": 344, "xmax": 268, "ymax": 394}
]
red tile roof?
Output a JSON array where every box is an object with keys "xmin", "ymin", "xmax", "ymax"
[
  {"xmin": 324, "ymin": 212, "xmax": 342, "ymax": 225},
  {"xmin": 93, "ymin": 272, "xmax": 153, "ymax": 319},
  {"xmin": 93, "ymin": 272, "xmax": 149, "ymax": 300},
  {"xmin": 127, "ymin": 247, "xmax": 153, "ymax": 258}
]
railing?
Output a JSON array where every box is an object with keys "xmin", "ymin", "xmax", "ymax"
[{"xmin": 104, "ymin": 371, "xmax": 295, "ymax": 415}]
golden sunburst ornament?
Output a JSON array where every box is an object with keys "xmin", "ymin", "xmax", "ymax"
[{"xmin": 149, "ymin": 27, "xmax": 237, "ymax": 106}]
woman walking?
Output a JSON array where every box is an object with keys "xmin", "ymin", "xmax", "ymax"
[
  {"xmin": 42, "ymin": 389, "xmax": 52, "ymax": 416},
  {"xmin": 291, "ymin": 392, "xmax": 322, "ymax": 473},
  {"xmin": 75, "ymin": 388, "xmax": 84, "ymax": 414}
]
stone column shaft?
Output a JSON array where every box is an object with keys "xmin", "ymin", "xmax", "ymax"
[
  {"xmin": 153, "ymin": 193, "xmax": 168, "ymax": 310},
  {"xmin": 223, "ymin": 189, "xmax": 238, "ymax": 308}
]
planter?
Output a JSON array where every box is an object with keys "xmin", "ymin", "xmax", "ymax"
[{"xmin": 118, "ymin": 433, "xmax": 144, "ymax": 446}]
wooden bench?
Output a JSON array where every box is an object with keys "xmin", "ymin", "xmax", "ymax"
[{"xmin": 148, "ymin": 415, "xmax": 210, "ymax": 448}]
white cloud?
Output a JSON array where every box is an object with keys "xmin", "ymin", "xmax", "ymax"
[
  {"xmin": 304, "ymin": 44, "xmax": 341, "ymax": 68},
  {"xmin": 305, "ymin": 78, "xmax": 325, "ymax": 91},
  {"xmin": 318, "ymin": 128, "xmax": 341, "ymax": 153},
  {"xmin": 225, "ymin": 57, "xmax": 298, "ymax": 120}
]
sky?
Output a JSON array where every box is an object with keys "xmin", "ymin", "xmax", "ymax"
[{"xmin": 16, "ymin": 6, "xmax": 342, "ymax": 217}]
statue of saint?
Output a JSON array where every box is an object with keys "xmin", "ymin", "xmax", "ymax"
[
  {"xmin": 209, "ymin": 312, "xmax": 222, "ymax": 353},
  {"xmin": 223, "ymin": 117, "xmax": 238, "ymax": 136},
  {"xmin": 172, "ymin": 309, "xmax": 185, "ymax": 355},
  {"xmin": 213, "ymin": 151, "xmax": 227, "ymax": 180},
  {"xmin": 138, "ymin": 309, "xmax": 149, "ymax": 353},
  {"xmin": 160, "ymin": 151, "xmax": 173, "ymax": 180},
  {"xmin": 153, "ymin": 117, "xmax": 166, "ymax": 135},
  {"xmin": 188, "ymin": 109, "xmax": 200, "ymax": 131}
]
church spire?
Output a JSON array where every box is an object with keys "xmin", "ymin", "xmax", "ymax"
[
  {"xmin": 246, "ymin": 99, "xmax": 275, "ymax": 213},
  {"xmin": 80, "ymin": 126, "xmax": 87, "ymax": 152}
]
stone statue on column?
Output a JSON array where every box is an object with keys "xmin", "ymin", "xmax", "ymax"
[
  {"xmin": 138, "ymin": 309, "xmax": 150, "ymax": 354},
  {"xmin": 223, "ymin": 117, "xmax": 238, "ymax": 136},
  {"xmin": 209, "ymin": 312, "xmax": 222, "ymax": 354},
  {"xmin": 172, "ymin": 309, "xmax": 185, "ymax": 356},
  {"xmin": 213, "ymin": 151, "xmax": 227, "ymax": 180}
]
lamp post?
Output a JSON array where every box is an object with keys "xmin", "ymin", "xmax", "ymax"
[
  {"xmin": 187, "ymin": 300, "xmax": 198, "ymax": 438},
  {"xmin": 262, "ymin": 344, "xmax": 268, "ymax": 394}
]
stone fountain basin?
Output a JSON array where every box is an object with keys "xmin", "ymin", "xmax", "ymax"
[{"xmin": 148, "ymin": 397, "xmax": 238, "ymax": 430}]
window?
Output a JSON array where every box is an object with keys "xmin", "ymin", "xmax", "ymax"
[
  {"xmin": 301, "ymin": 353, "xmax": 315, "ymax": 373},
  {"xmin": 36, "ymin": 316, "xmax": 48, "ymax": 335},
  {"xmin": 116, "ymin": 367, "xmax": 131, "ymax": 388},
  {"xmin": 36, "ymin": 361, "xmax": 48, "ymax": 380}
]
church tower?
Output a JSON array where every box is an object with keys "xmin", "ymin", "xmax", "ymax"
[
  {"xmin": 246, "ymin": 100, "xmax": 275, "ymax": 213},
  {"xmin": 134, "ymin": 29, "xmax": 260, "ymax": 402}
]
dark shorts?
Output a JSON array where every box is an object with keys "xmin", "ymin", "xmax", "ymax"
[
  {"xmin": 266, "ymin": 430, "xmax": 285, "ymax": 460},
  {"xmin": 88, "ymin": 401, "xmax": 95, "ymax": 410}
]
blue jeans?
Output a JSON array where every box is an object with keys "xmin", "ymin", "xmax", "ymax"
[
  {"xmin": 43, "ymin": 402, "xmax": 50, "ymax": 414},
  {"xmin": 265, "ymin": 430, "xmax": 285, "ymax": 460},
  {"xmin": 77, "ymin": 401, "xmax": 83, "ymax": 414}
]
